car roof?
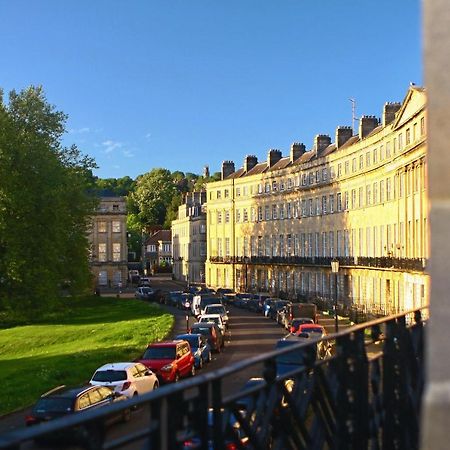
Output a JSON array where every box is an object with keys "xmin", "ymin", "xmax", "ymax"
[
  {"xmin": 200, "ymin": 314, "xmax": 221, "ymax": 318},
  {"xmin": 300, "ymin": 324, "xmax": 324, "ymax": 329},
  {"xmin": 94, "ymin": 362, "xmax": 137, "ymax": 371},
  {"xmin": 42, "ymin": 385, "xmax": 98, "ymax": 399},
  {"xmin": 175, "ymin": 333, "xmax": 199, "ymax": 340},
  {"xmin": 192, "ymin": 322, "xmax": 214, "ymax": 328},
  {"xmin": 147, "ymin": 341, "xmax": 179, "ymax": 348},
  {"xmin": 205, "ymin": 304, "xmax": 224, "ymax": 308}
]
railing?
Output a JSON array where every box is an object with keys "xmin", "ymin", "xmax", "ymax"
[
  {"xmin": 209, "ymin": 255, "xmax": 426, "ymax": 270},
  {"xmin": 0, "ymin": 307, "xmax": 426, "ymax": 450}
]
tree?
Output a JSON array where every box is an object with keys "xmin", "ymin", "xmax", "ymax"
[
  {"xmin": 130, "ymin": 168, "xmax": 177, "ymax": 229},
  {"xmin": 164, "ymin": 193, "xmax": 182, "ymax": 228},
  {"xmin": 0, "ymin": 86, "xmax": 97, "ymax": 312}
]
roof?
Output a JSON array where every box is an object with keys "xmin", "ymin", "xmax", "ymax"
[
  {"xmin": 147, "ymin": 341, "xmax": 179, "ymax": 347},
  {"xmin": 145, "ymin": 229, "xmax": 172, "ymax": 244},
  {"xmin": 43, "ymin": 385, "xmax": 93, "ymax": 398},
  {"xmin": 94, "ymin": 362, "xmax": 137, "ymax": 371}
]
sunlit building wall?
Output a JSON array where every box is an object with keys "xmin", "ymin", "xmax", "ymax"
[{"xmin": 205, "ymin": 86, "xmax": 428, "ymax": 314}]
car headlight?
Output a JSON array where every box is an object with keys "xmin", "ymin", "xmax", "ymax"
[{"xmin": 161, "ymin": 364, "xmax": 173, "ymax": 372}]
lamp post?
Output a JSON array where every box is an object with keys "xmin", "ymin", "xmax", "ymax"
[
  {"xmin": 243, "ymin": 256, "xmax": 249, "ymax": 292},
  {"xmin": 331, "ymin": 258, "xmax": 340, "ymax": 333}
]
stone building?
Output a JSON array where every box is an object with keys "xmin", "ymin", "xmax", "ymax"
[
  {"xmin": 205, "ymin": 85, "xmax": 428, "ymax": 314},
  {"xmin": 172, "ymin": 191, "xmax": 207, "ymax": 284},
  {"xmin": 144, "ymin": 230, "xmax": 172, "ymax": 273},
  {"xmin": 89, "ymin": 195, "xmax": 128, "ymax": 288}
]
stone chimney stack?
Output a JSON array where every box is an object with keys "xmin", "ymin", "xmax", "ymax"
[
  {"xmin": 290, "ymin": 142, "xmax": 306, "ymax": 162},
  {"xmin": 382, "ymin": 102, "xmax": 401, "ymax": 126},
  {"xmin": 335, "ymin": 126, "xmax": 353, "ymax": 149},
  {"xmin": 221, "ymin": 161, "xmax": 235, "ymax": 180},
  {"xmin": 314, "ymin": 135, "xmax": 332, "ymax": 154},
  {"xmin": 203, "ymin": 165, "xmax": 210, "ymax": 178},
  {"xmin": 244, "ymin": 155, "xmax": 258, "ymax": 172},
  {"xmin": 359, "ymin": 116, "xmax": 379, "ymax": 139},
  {"xmin": 267, "ymin": 149, "xmax": 282, "ymax": 168}
]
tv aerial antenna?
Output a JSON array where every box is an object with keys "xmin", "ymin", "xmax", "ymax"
[{"xmin": 349, "ymin": 98, "xmax": 357, "ymax": 134}]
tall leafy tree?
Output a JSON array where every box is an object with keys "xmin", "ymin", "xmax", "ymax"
[
  {"xmin": 130, "ymin": 168, "xmax": 177, "ymax": 230},
  {"xmin": 0, "ymin": 86, "xmax": 97, "ymax": 311}
]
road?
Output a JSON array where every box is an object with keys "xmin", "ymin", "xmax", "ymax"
[{"xmin": 0, "ymin": 279, "xmax": 353, "ymax": 449}]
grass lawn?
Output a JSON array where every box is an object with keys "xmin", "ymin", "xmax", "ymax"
[{"xmin": 0, "ymin": 295, "xmax": 174, "ymax": 416}]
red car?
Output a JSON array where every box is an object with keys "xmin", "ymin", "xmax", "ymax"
[{"xmin": 138, "ymin": 340, "xmax": 195, "ymax": 383}]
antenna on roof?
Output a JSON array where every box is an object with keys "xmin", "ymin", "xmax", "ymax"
[{"xmin": 349, "ymin": 98, "xmax": 356, "ymax": 134}]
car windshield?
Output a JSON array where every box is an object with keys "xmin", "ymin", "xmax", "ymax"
[
  {"xmin": 142, "ymin": 347, "xmax": 176, "ymax": 359},
  {"xmin": 141, "ymin": 288, "xmax": 152, "ymax": 293},
  {"xmin": 92, "ymin": 369, "xmax": 127, "ymax": 382},
  {"xmin": 304, "ymin": 327, "xmax": 324, "ymax": 334},
  {"xmin": 200, "ymin": 317, "xmax": 220, "ymax": 325},
  {"xmin": 275, "ymin": 301, "xmax": 288, "ymax": 310},
  {"xmin": 191, "ymin": 327, "xmax": 211, "ymax": 336},
  {"xmin": 34, "ymin": 397, "xmax": 73, "ymax": 413},
  {"xmin": 205, "ymin": 306, "xmax": 225, "ymax": 314}
]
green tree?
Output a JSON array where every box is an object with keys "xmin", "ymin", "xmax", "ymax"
[
  {"xmin": 130, "ymin": 168, "xmax": 177, "ymax": 229},
  {"xmin": 164, "ymin": 192, "xmax": 182, "ymax": 228},
  {"xmin": 0, "ymin": 86, "xmax": 97, "ymax": 312}
]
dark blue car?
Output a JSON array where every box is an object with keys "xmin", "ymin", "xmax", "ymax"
[{"xmin": 175, "ymin": 333, "xmax": 212, "ymax": 369}]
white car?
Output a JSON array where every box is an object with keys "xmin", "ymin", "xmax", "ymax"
[
  {"xmin": 198, "ymin": 314, "xmax": 226, "ymax": 334},
  {"xmin": 90, "ymin": 362, "xmax": 159, "ymax": 398},
  {"xmin": 204, "ymin": 304, "xmax": 229, "ymax": 328}
]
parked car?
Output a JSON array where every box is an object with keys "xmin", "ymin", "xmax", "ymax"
[
  {"xmin": 282, "ymin": 303, "xmax": 318, "ymax": 329},
  {"xmin": 191, "ymin": 294, "xmax": 224, "ymax": 317},
  {"xmin": 175, "ymin": 333, "xmax": 212, "ymax": 368},
  {"xmin": 289, "ymin": 317, "xmax": 315, "ymax": 333},
  {"xmin": 215, "ymin": 288, "xmax": 234, "ymax": 295},
  {"xmin": 139, "ymin": 277, "xmax": 151, "ymax": 287},
  {"xmin": 275, "ymin": 335, "xmax": 317, "ymax": 378},
  {"xmin": 269, "ymin": 300, "xmax": 289, "ymax": 321},
  {"xmin": 234, "ymin": 293, "xmax": 254, "ymax": 308},
  {"xmin": 263, "ymin": 298, "xmax": 278, "ymax": 317},
  {"xmin": 198, "ymin": 314, "xmax": 226, "ymax": 334},
  {"xmin": 190, "ymin": 322, "xmax": 224, "ymax": 353},
  {"xmin": 204, "ymin": 304, "xmax": 229, "ymax": 328},
  {"xmin": 167, "ymin": 291, "xmax": 184, "ymax": 307},
  {"xmin": 89, "ymin": 362, "xmax": 159, "ymax": 398},
  {"xmin": 235, "ymin": 377, "xmax": 267, "ymax": 412},
  {"xmin": 25, "ymin": 385, "xmax": 130, "ymax": 446},
  {"xmin": 138, "ymin": 340, "xmax": 195, "ymax": 383},
  {"xmin": 135, "ymin": 286, "xmax": 155, "ymax": 301}
]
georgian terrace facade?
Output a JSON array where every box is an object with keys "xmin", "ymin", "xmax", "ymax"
[{"xmin": 205, "ymin": 86, "xmax": 428, "ymax": 315}]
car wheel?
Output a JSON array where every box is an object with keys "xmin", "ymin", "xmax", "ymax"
[
  {"xmin": 198, "ymin": 358, "xmax": 203, "ymax": 369},
  {"xmin": 207, "ymin": 351, "xmax": 212, "ymax": 362},
  {"xmin": 174, "ymin": 372, "xmax": 180, "ymax": 383},
  {"xmin": 190, "ymin": 365, "xmax": 196, "ymax": 377}
]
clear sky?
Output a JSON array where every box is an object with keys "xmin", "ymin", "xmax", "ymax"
[{"xmin": 0, "ymin": 0, "xmax": 422, "ymax": 180}]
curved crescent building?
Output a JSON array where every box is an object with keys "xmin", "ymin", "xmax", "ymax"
[{"xmin": 205, "ymin": 85, "xmax": 428, "ymax": 315}]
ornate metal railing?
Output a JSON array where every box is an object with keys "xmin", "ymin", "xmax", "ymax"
[
  {"xmin": 0, "ymin": 307, "xmax": 426, "ymax": 450},
  {"xmin": 209, "ymin": 255, "xmax": 426, "ymax": 270}
]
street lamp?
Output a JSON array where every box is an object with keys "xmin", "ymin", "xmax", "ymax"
[
  {"xmin": 331, "ymin": 258, "xmax": 340, "ymax": 333},
  {"xmin": 243, "ymin": 256, "xmax": 249, "ymax": 292}
]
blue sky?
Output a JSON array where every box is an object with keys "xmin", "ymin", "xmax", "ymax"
[{"xmin": 0, "ymin": 0, "xmax": 422, "ymax": 179}]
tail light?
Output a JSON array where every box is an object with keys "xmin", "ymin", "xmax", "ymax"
[
  {"xmin": 226, "ymin": 443, "xmax": 238, "ymax": 450},
  {"xmin": 290, "ymin": 326, "xmax": 295, "ymax": 333},
  {"xmin": 121, "ymin": 381, "xmax": 131, "ymax": 391},
  {"xmin": 25, "ymin": 415, "xmax": 37, "ymax": 426}
]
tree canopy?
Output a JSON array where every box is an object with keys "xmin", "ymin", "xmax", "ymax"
[{"xmin": 0, "ymin": 86, "xmax": 97, "ymax": 312}]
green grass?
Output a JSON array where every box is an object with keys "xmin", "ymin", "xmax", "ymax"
[{"xmin": 0, "ymin": 296, "xmax": 174, "ymax": 416}]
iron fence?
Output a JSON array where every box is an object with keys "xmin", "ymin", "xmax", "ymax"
[{"xmin": 0, "ymin": 307, "xmax": 426, "ymax": 450}]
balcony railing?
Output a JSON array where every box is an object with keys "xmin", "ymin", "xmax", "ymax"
[
  {"xmin": 0, "ymin": 307, "xmax": 426, "ymax": 450},
  {"xmin": 209, "ymin": 255, "xmax": 426, "ymax": 270}
]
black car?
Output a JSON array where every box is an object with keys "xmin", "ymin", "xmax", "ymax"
[
  {"xmin": 26, "ymin": 385, "xmax": 130, "ymax": 445},
  {"xmin": 166, "ymin": 291, "xmax": 183, "ymax": 307},
  {"xmin": 268, "ymin": 300, "xmax": 289, "ymax": 320}
]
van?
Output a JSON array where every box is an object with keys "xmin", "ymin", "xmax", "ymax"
[{"xmin": 282, "ymin": 303, "xmax": 318, "ymax": 330}]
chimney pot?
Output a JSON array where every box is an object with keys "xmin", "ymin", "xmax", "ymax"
[
  {"xmin": 290, "ymin": 142, "xmax": 306, "ymax": 162},
  {"xmin": 244, "ymin": 155, "xmax": 258, "ymax": 172},
  {"xmin": 221, "ymin": 161, "xmax": 235, "ymax": 180},
  {"xmin": 267, "ymin": 149, "xmax": 282, "ymax": 168}
]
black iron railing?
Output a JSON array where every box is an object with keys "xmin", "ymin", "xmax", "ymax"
[
  {"xmin": 0, "ymin": 307, "xmax": 426, "ymax": 450},
  {"xmin": 209, "ymin": 255, "xmax": 426, "ymax": 270}
]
